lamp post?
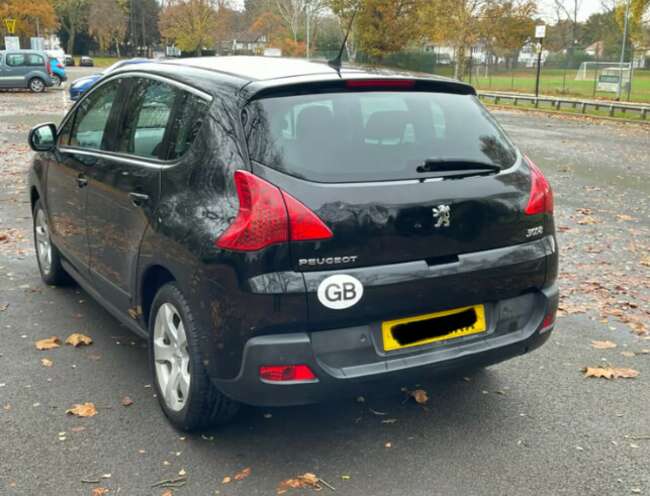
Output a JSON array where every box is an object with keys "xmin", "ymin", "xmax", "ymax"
[
  {"xmin": 616, "ymin": 0, "xmax": 631, "ymax": 100},
  {"xmin": 534, "ymin": 24, "xmax": 546, "ymax": 98}
]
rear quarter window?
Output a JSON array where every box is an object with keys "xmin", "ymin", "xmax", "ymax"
[{"xmin": 245, "ymin": 91, "xmax": 517, "ymax": 183}]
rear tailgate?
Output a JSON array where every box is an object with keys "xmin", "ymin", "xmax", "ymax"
[
  {"xmin": 255, "ymin": 163, "xmax": 550, "ymax": 329},
  {"xmin": 243, "ymin": 80, "xmax": 553, "ymax": 329}
]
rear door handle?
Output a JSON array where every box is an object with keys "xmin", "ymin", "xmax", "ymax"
[
  {"xmin": 76, "ymin": 175, "xmax": 88, "ymax": 188},
  {"xmin": 129, "ymin": 192, "xmax": 149, "ymax": 206}
]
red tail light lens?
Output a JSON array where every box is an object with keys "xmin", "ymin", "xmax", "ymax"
[
  {"xmin": 259, "ymin": 364, "xmax": 317, "ymax": 382},
  {"xmin": 524, "ymin": 157, "xmax": 553, "ymax": 215},
  {"xmin": 283, "ymin": 192, "xmax": 334, "ymax": 242},
  {"xmin": 56, "ymin": 63, "xmax": 64, "ymax": 69},
  {"xmin": 216, "ymin": 171, "xmax": 332, "ymax": 251}
]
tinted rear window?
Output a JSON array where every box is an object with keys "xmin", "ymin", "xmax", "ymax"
[{"xmin": 245, "ymin": 92, "xmax": 517, "ymax": 183}]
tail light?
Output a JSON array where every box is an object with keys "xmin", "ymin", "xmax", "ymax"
[
  {"xmin": 216, "ymin": 170, "xmax": 333, "ymax": 251},
  {"xmin": 346, "ymin": 79, "xmax": 415, "ymax": 89},
  {"xmin": 56, "ymin": 62, "xmax": 64, "ymax": 69},
  {"xmin": 47, "ymin": 62, "xmax": 53, "ymax": 76},
  {"xmin": 260, "ymin": 365, "xmax": 317, "ymax": 383},
  {"xmin": 524, "ymin": 156, "xmax": 553, "ymax": 215}
]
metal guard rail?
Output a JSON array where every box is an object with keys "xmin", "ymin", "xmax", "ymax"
[{"xmin": 478, "ymin": 91, "xmax": 649, "ymax": 120}]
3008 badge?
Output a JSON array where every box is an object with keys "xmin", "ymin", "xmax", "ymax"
[{"xmin": 317, "ymin": 274, "xmax": 364, "ymax": 310}]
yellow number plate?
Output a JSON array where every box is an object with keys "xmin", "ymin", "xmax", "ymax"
[{"xmin": 382, "ymin": 304, "xmax": 486, "ymax": 352}]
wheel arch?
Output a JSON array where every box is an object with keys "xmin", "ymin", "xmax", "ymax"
[
  {"xmin": 30, "ymin": 186, "xmax": 40, "ymax": 212},
  {"xmin": 140, "ymin": 264, "xmax": 177, "ymax": 328}
]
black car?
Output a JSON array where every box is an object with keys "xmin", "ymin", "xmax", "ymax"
[
  {"xmin": 79, "ymin": 56, "xmax": 94, "ymax": 67},
  {"xmin": 64, "ymin": 54, "xmax": 75, "ymax": 66},
  {"xmin": 27, "ymin": 56, "xmax": 558, "ymax": 431}
]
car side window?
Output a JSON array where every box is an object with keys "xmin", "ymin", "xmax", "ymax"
[
  {"xmin": 165, "ymin": 92, "xmax": 209, "ymax": 160},
  {"xmin": 6, "ymin": 54, "xmax": 26, "ymax": 66},
  {"xmin": 116, "ymin": 78, "xmax": 176, "ymax": 159},
  {"xmin": 70, "ymin": 79, "xmax": 121, "ymax": 151},
  {"xmin": 27, "ymin": 54, "xmax": 44, "ymax": 66}
]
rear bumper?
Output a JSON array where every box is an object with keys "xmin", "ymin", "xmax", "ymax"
[{"xmin": 213, "ymin": 283, "xmax": 558, "ymax": 407}]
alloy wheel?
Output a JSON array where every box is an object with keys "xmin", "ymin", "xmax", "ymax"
[
  {"xmin": 30, "ymin": 79, "xmax": 45, "ymax": 92},
  {"xmin": 34, "ymin": 208, "xmax": 52, "ymax": 275},
  {"xmin": 153, "ymin": 303, "xmax": 191, "ymax": 412}
]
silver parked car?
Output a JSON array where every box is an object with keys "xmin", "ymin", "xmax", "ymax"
[{"xmin": 0, "ymin": 50, "xmax": 54, "ymax": 93}]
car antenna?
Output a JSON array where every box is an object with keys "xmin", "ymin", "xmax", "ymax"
[{"xmin": 328, "ymin": 6, "xmax": 358, "ymax": 74}]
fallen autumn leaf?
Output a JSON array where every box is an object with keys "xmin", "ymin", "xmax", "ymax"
[
  {"xmin": 121, "ymin": 396, "xmax": 134, "ymax": 407},
  {"xmin": 65, "ymin": 333, "xmax": 93, "ymax": 347},
  {"xmin": 40, "ymin": 358, "xmax": 53, "ymax": 367},
  {"xmin": 35, "ymin": 336, "xmax": 61, "ymax": 350},
  {"xmin": 66, "ymin": 402, "xmax": 98, "ymax": 417},
  {"xmin": 591, "ymin": 340, "xmax": 617, "ymax": 350},
  {"xmin": 583, "ymin": 367, "xmax": 640, "ymax": 379},
  {"xmin": 410, "ymin": 389, "xmax": 429, "ymax": 404},
  {"xmin": 234, "ymin": 467, "xmax": 252, "ymax": 481},
  {"xmin": 277, "ymin": 473, "xmax": 320, "ymax": 494}
]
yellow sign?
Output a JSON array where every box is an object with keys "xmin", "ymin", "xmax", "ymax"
[{"xmin": 4, "ymin": 18, "xmax": 17, "ymax": 34}]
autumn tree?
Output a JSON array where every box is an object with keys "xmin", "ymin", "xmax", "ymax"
[
  {"xmin": 0, "ymin": 0, "xmax": 58, "ymax": 40},
  {"xmin": 159, "ymin": 0, "xmax": 233, "ymax": 55},
  {"xmin": 420, "ymin": 0, "xmax": 490, "ymax": 80},
  {"xmin": 615, "ymin": 0, "xmax": 650, "ymax": 50},
  {"xmin": 481, "ymin": 1, "xmax": 536, "ymax": 69},
  {"xmin": 88, "ymin": 0, "xmax": 127, "ymax": 55},
  {"xmin": 53, "ymin": 0, "xmax": 90, "ymax": 54}
]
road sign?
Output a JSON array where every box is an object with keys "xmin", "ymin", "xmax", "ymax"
[
  {"xmin": 30, "ymin": 37, "xmax": 45, "ymax": 50},
  {"xmin": 535, "ymin": 25, "xmax": 546, "ymax": 39},
  {"xmin": 4, "ymin": 18, "xmax": 17, "ymax": 34},
  {"xmin": 4, "ymin": 36, "xmax": 20, "ymax": 50}
]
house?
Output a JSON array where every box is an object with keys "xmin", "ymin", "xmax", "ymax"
[{"xmin": 585, "ymin": 41, "xmax": 605, "ymax": 58}]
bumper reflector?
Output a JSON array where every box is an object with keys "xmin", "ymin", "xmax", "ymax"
[
  {"xmin": 540, "ymin": 312, "xmax": 556, "ymax": 332},
  {"xmin": 259, "ymin": 364, "xmax": 317, "ymax": 383}
]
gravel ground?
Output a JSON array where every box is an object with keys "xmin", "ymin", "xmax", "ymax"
[{"xmin": 1, "ymin": 78, "xmax": 649, "ymax": 496}]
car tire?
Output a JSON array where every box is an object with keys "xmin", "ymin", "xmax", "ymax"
[
  {"xmin": 149, "ymin": 283, "xmax": 240, "ymax": 431},
  {"xmin": 51, "ymin": 74, "xmax": 62, "ymax": 87},
  {"xmin": 33, "ymin": 200, "xmax": 70, "ymax": 286},
  {"xmin": 29, "ymin": 77, "xmax": 46, "ymax": 93}
]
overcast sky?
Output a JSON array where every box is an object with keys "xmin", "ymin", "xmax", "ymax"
[
  {"xmin": 536, "ymin": 0, "xmax": 608, "ymax": 22},
  {"xmin": 230, "ymin": 0, "xmax": 608, "ymax": 23}
]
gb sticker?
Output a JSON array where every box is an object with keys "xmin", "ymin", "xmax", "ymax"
[{"xmin": 317, "ymin": 274, "xmax": 364, "ymax": 310}]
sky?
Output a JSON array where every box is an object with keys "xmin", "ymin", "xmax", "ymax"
[
  {"xmin": 537, "ymin": 0, "xmax": 609, "ymax": 22},
  {"xmin": 230, "ymin": 0, "xmax": 609, "ymax": 23}
]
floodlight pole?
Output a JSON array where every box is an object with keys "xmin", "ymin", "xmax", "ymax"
[{"xmin": 616, "ymin": 0, "xmax": 631, "ymax": 99}]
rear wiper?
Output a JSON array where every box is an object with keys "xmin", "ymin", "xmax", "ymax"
[{"xmin": 416, "ymin": 159, "xmax": 501, "ymax": 174}]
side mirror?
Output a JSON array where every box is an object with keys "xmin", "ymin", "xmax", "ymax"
[{"xmin": 28, "ymin": 123, "xmax": 57, "ymax": 152}]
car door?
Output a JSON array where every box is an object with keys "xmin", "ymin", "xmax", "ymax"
[
  {"xmin": 84, "ymin": 76, "xmax": 176, "ymax": 315},
  {"xmin": 1, "ymin": 53, "xmax": 25, "ymax": 88},
  {"xmin": 48, "ymin": 78, "xmax": 124, "ymax": 274}
]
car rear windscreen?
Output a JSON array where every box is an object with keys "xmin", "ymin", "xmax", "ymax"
[{"xmin": 244, "ymin": 91, "xmax": 517, "ymax": 183}]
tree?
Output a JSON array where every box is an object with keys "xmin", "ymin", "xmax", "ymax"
[
  {"xmin": 0, "ymin": 0, "xmax": 58, "ymax": 40},
  {"xmin": 53, "ymin": 0, "xmax": 90, "ymax": 54},
  {"xmin": 126, "ymin": 0, "xmax": 161, "ymax": 56},
  {"xmin": 328, "ymin": 0, "xmax": 422, "ymax": 62},
  {"xmin": 88, "ymin": 0, "xmax": 127, "ymax": 55},
  {"xmin": 481, "ymin": 1, "xmax": 536, "ymax": 69},
  {"xmin": 551, "ymin": 0, "xmax": 581, "ymax": 66},
  {"xmin": 159, "ymin": 0, "xmax": 232, "ymax": 55},
  {"xmin": 420, "ymin": 0, "xmax": 491, "ymax": 80}
]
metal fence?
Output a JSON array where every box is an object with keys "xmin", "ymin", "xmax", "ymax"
[{"xmin": 478, "ymin": 91, "xmax": 650, "ymax": 120}]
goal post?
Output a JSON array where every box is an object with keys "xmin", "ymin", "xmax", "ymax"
[{"xmin": 576, "ymin": 61, "xmax": 631, "ymax": 80}]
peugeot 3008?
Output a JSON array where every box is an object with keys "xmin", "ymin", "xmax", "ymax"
[{"xmin": 28, "ymin": 56, "xmax": 558, "ymax": 431}]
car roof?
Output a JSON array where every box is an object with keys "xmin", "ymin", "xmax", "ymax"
[{"xmin": 113, "ymin": 55, "xmax": 475, "ymax": 99}]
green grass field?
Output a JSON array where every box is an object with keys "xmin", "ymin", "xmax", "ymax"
[{"xmin": 468, "ymin": 68, "xmax": 650, "ymax": 103}]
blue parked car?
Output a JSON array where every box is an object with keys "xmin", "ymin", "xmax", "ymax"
[
  {"xmin": 49, "ymin": 57, "xmax": 66, "ymax": 87},
  {"xmin": 68, "ymin": 58, "xmax": 149, "ymax": 100}
]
